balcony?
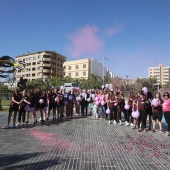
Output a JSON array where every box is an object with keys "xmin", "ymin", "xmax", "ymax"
[
  {"xmin": 43, "ymin": 63, "xmax": 51, "ymax": 67},
  {"xmin": 42, "ymin": 58, "xmax": 51, "ymax": 62},
  {"xmin": 42, "ymin": 69, "xmax": 51, "ymax": 73}
]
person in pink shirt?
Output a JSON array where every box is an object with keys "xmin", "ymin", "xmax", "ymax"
[{"xmin": 162, "ymin": 92, "xmax": 170, "ymax": 136}]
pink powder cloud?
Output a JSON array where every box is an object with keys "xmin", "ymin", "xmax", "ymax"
[
  {"xmin": 66, "ymin": 24, "xmax": 103, "ymax": 58},
  {"xmin": 105, "ymin": 24, "xmax": 124, "ymax": 37}
]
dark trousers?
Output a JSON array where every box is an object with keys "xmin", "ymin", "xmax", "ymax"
[
  {"xmin": 164, "ymin": 111, "xmax": 170, "ymax": 132},
  {"xmin": 66, "ymin": 102, "xmax": 73, "ymax": 116},
  {"xmin": 138, "ymin": 109, "xmax": 147, "ymax": 129},
  {"xmin": 113, "ymin": 106, "xmax": 117, "ymax": 121},
  {"xmin": 109, "ymin": 106, "xmax": 114, "ymax": 120},
  {"xmin": 125, "ymin": 108, "xmax": 133, "ymax": 123},
  {"xmin": 104, "ymin": 103, "xmax": 108, "ymax": 118},
  {"xmin": 81, "ymin": 102, "xmax": 88, "ymax": 116},
  {"xmin": 18, "ymin": 108, "xmax": 26, "ymax": 123}
]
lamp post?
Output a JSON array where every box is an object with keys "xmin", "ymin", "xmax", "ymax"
[{"xmin": 103, "ymin": 56, "xmax": 109, "ymax": 84}]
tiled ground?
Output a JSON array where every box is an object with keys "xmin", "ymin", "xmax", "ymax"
[{"xmin": 0, "ymin": 112, "xmax": 170, "ymax": 170}]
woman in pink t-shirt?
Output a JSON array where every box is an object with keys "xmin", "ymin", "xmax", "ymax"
[{"xmin": 162, "ymin": 92, "xmax": 170, "ymax": 136}]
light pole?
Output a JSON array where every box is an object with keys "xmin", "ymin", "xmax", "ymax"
[{"xmin": 103, "ymin": 56, "xmax": 109, "ymax": 84}]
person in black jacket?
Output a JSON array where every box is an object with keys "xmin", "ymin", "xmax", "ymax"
[{"xmin": 81, "ymin": 89, "xmax": 90, "ymax": 116}]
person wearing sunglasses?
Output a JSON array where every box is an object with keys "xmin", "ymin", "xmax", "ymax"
[{"xmin": 162, "ymin": 92, "xmax": 170, "ymax": 136}]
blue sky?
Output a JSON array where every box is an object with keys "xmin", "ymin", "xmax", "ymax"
[{"xmin": 0, "ymin": 0, "xmax": 170, "ymax": 79}]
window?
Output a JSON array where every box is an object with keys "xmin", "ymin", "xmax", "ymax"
[
  {"xmin": 68, "ymin": 66, "xmax": 71, "ymax": 70},
  {"xmin": 32, "ymin": 73, "xmax": 35, "ymax": 77},
  {"xmin": 75, "ymin": 65, "xmax": 79, "ymax": 69},
  {"xmin": 83, "ymin": 71, "xmax": 86, "ymax": 76},
  {"xmin": 68, "ymin": 73, "xmax": 71, "ymax": 77},
  {"xmin": 76, "ymin": 72, "xmax": 79, "ymax": 76},
  {"xmin": 33, "ymin": 57, "xmax": 36, "ymax": 60},
  {"xmin": 32, "ymin": 62, "xmax": 36, "ymax": 65},
  {"xmin": 83, "ymin": 64, "xmax": 86, "ymax": 68},
  {"xmin": 37, "ymin": 66, "xmax": 41, "ymax": 70},
  {"xmin": 38, "ymin": 55, "xmax": 41, "ymax": 59},
  {"xmin": 32, "ymin": 68, "xmax": 36, "ymax": 71}
]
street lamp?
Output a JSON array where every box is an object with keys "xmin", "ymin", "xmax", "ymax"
[{"xmin": 103, "ymin": 56, "xmax": 109, "ymax": 84}]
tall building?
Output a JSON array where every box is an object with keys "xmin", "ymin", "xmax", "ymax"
[
  {"xmin": 63, "ymin": 58, "xmax": 111, "ymax": 79},
  {"xmin": 148, "ymin": 64, "xmax": 170, "ymax": 85},
  {"xmin": 14, "ymin": 51, "xmax": 67, "ymax": 86}
]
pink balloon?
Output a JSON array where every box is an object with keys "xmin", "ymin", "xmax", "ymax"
[
  {"xmin": 142, "ymin": 87, "xmax": 148, "ymax": 95},
  {"xmin": 69, "ymin": 95, "xmax": 73, "ymax": 100},
  {"xmin": 92, "ymin": 94, "xmax": 95, "ymax": 99},
  {"xmin": 151, "ymin": 99, "xmax": 159, "ymax": 107},
  {"xmin": 78, "ymin": 96, "xmax": 82, "ymax": 101},
  {"xmin": 124, "ymin": 104, "xmax": 130, "ymax": 110},
  {"xmin": 24, "ymin": 105, "xmax": 30, "ymax": 112},
  {"xmin": 95, "ymin": 97, "xmax": 99, "ymax": 101},
  {"xmin": 132, "ymin": 110, "xmax": 140, "ymax": 118},
  {"xmin": 39, "ymin": 99, "xmax": 44, "ymax": 104},
  {"xmin": 106, "ymin": 108, "xmax": 110, "ymax": 114},
  {"xmin": 101, "ymin": 101, "xmax": 105, "ymax": 106},
  {"xmin": 96, "ymin": 101, "xmax": 99, "ymax": 105},
  {"xmin": 105, "ymin": 84, "xmax": 109, "ymax": 88},
  {"xmin": 87, "ymin": 98, "xmax": 91, "ymax": 102}
]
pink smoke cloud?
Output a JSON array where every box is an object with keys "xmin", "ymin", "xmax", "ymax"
[
  {"xmin": 66, "ymin": 24, "xmax": 103, "ymax": 58},
  {"xmin": 105, "ymin": 24, "xmax": 124, "ymax": 37}
]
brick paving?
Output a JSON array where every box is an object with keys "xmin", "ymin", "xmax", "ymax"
[{"xmin": 0, "ymin": 112, "xmax": 170, "ymax": 170}]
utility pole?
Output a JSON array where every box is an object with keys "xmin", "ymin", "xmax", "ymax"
[{"xmin": 103, "ymin": 56, "xmax": 109, "ymax": 84}]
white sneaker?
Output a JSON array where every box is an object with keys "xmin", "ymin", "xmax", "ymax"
[
  {"xmin": 166, "ymin": 132, "xmax": 170, "ymax": 136},
  {"xmin": 108, "ymin": 120, "xmax": 112, "ymax": 124},
  {"xmin": 16, "ymin": 122, "xmax": 21, "ymax": 127},
  {"xmin": 125, "ymin": 121, "xmax": 127, "ymax": 125},
  {"xmin": 126, "ymin": 122, "xmax": 130, "ymax": 126},
  {"xmin": 4, "ymin": 125, "xmax": 9, "ymax": 129},
  {"xmin": 113, "ymin": 120, "xmax": 116, "ymax": 124},
  {"xmin": 119, "ymin": 120, "xmax": 122, "ymax": 126},
  {"xmin": 130, "ymin": 123, "xmax": 134, "ymax": 127}
]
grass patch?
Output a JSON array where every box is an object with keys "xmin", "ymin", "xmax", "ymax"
[
  {"xmin": 1, "ymin": 100, "xmax": 10, "ymax": 106},
  {"xmin": 2, "ymin": 106, "xmax": 9, "ymax": 112}
]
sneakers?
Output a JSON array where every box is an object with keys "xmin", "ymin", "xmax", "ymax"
[
  {"xmin": 144, "ymin": 128, "xmax": 148, "ymax": 132},
  {"xmin": 108, "ymin": 120, "xmax": 112, "ymax": 124},
  {"xmin": 138, "ymin": 128, "xmax": 142, "ymax": 132},
  {"xmin": 113, "ymin": 120, "xmax": 117, "ymax": 124},
  {"xmin": 119, "ymin": 120, "xmax": 122, "ymax": 126},
  {"xmin": 4, "ymin": 125, "xmax": 10, "ymax": 129},
  {"xmin": 152, "ymin": 129, "xmax": 155, "ymax": 133},
  {"xmin": 132, "ymin": 126, "xmax": 136, "ymax": 129},
  {"xmin": 16, "ymin": 122, "xmax": 21, "ymax": 127},
  {"xmin": 166, "ymin": 132, "xmax": 170, "ymax": 136},
  {"xmin": 126, "ymin": 122, "xmax": 130, "ymax": 126},
  {"xmin": 160, "ymin": 129, "xmax": 165, "ymax": 133},
  {"xmin": 130, "ymin": 123, "xmax": 134, "ymax": 127}
]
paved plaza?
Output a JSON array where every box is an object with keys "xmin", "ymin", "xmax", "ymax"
[{"xmin": 0, "ymin": 112, "xmax": 170, "ymax": 170}]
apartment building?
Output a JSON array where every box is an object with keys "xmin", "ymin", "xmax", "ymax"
[
  {"xmin": 14, "ymin": 51, "xmax": 66, "ymax": 86},
  {"xmin": 148, "ymin": 64, "xmax": 170, "ymax": 85},
  {"xmin": 63, "ymin": 58, "xmax": 111, "ymax": 79}
]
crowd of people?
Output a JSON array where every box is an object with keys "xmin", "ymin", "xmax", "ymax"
[{"xmin": 3, "ymin": 86, "xmax": 170, "ymax": 136}]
